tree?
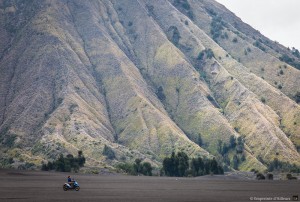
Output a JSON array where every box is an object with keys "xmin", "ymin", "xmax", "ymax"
[
  {"xmin": 294, "ymin": 92, "xmax": 300, "ymax": 103},
  {"xmin": 197, "ymin": 134, "xmax": 203, "ymax": 146},
  {"xmin": 134, "ymin": 158, "xmax": 142, "ymax": 174},
  {"xmin": 229, "ymin": 135, "xmax": 236, "ymax": 148},
  {"xmin": 209, "ymin": 158, "xmax": 219, "ymax": 174},
  {"xmin": 163, "ymin": 156, "xmax": 173, "ymax": 176},
  {"xmin": 221, "ymin": 143, "xmax": 229, "ymax": 156},
  {"xmin": 117, "ymin": 163, "xmax": 135, "ymax": 175},
  {"xmin": 233, "ymin": 155, "xmax": 238, "ymax": 170},
  {"xmin": 168, "ymin": 26, "xmax": 181, "ymax": 46},
  {"xmin": 223, "ymin": 154, "xmax": 230, "ymax": 166},
  {"xmin": 56, "ymin": 154, "xmax": 66, "ymax": 172},
  {"xmin": 156, "ymin": 86, "xmax": 166, "ymax": 101},
  {"xmin": 78, "ymin": 150, "xmax": 85, "ymax": 167},
  {"xmin": 191, "ymin": 158, "xmax": 199, "ymax": 176},
  {"xmin": 177, "ymin": 152, "xmax": 189, "ymax": 177},
  {"xmin": 236, "ymin": 137, "xmax": 244, "ymax": 153},
  {"xmin": 217, "ymin": 139, "xmax": 223, "ymax": 154},
  {"xmin": 241, "ymin": 154, "xmax": 246, "ymax": 162},
  {"xmin": 256, "ymin": 173, "xmax": 265, "ymax": 180},
  {"xmin": 141, "ymin": 162, "xmax": 153, "ymax": 176}
]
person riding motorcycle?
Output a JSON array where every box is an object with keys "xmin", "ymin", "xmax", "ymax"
[{"xmin": 67, "ymin": 176, "xmax": 74, "ymax": 188}]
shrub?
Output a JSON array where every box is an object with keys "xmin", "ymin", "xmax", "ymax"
[
  {"xmin": 294, "ymin": 92, "xmax": 300, "ymax": 103},
  {"xmin": 167, "ymin": 26, "xmax": 181, "ymax": 46},
  {"xmin": 240, "ymin": 154, "xmax": 246, "ymax": 162},
  {"xmin": 4, "ymin": 134, "xmax": 17, "ymax": 148},
  {"xmin": 233, "ymin": 155, "xmax": 238, "ymax": 170},
  {"xmin": 232, "ymin": 37, "xmax": 238, "ymax": 43},
  {"xmin": 279, "ymin": 69, "xmax": 284, "ymax": 75},
  {"xmin": 253, "ymin": 41, "xmax": 266, "ymax": 52},
  {"xmin": 210, "ymin": 16, "xmax": 225, "ymax": 42},
  {"xmin": 229, "ymin": 136, "xmax": 236, "ymax": 148},
  {"xmin": 286, "ymin": 173, "xmax": 297, "ymax": 180},
  {"xmin": 103, "ymin": 145, "xmax": 115, "ymax": 160},
  {"xmin": 292, "ymin": 48, "xmax": 300, "ymax": 58},
  {"xmin": 267, "ymin": 173, "xmax": 273, "ymax": 180},
  {"xmin": 117, "ymin": 163, "xmax": 135, "ymax": 175},
  {"xmin": 156, "ymin": 86, "xmax": 166, "ymax": 101},
  {"xmin": 256, "ymin": 173, "xmax": 265, "ymax": 180},
  {"xmin": 223, "ymin": 32, "xmax": 228, "ymax": 39},
  {"xmin": 197, "ymin": 134, "xmax": 203, "ymax": 146},
  {"xmin": 261, "ymin": 97, "xmax": 266, "ymax": 103},
  {"xmin": 197, "ymin": 49, "xmax": 215, "ymax": 60}
]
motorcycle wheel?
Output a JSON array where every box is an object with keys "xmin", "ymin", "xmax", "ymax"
[
  {"xmin": 63, "ymin": 185, "xmax": 68, "ymax": 191},
  {"xmin": 75, "ymin": 186, "xmax": 80, "ymax": 191}
]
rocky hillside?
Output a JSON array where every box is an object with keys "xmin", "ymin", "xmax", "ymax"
[{"xmin": 0, "ymin": 0, "xmax": 299, "ymax": 171}]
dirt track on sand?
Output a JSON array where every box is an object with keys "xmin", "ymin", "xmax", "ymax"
[{"xmin": 0, "ymin": 169, "xmax": 299, "ymax": 202}]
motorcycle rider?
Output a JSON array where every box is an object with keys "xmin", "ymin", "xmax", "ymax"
[{"xmin": 67, "ymin": 176, "xmax": 74, "ymax": 188}]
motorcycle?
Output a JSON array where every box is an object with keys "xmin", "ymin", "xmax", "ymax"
[{"xmin": 63, "ymin": 181, "xmax": 80, "ymax": 191}]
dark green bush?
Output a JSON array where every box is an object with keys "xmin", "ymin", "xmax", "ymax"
[
  {"xmin": 279, "ymin": 54, "xmax": 300, "ymax": 69},
  {"xmin": 167, "ymin": 26, "xmax": 181, "ymax": 46},
  {"xmin": 103, "ymin": 145, "xmax": 115, "ymax": 160},
  {"xmin": 294, "ymin": 92, "xmax": 300, "ymax": 103},
  {"xmin": 41, "ymin": 151, "xmax": 85, "ymax": 172},
  {"xmin": 256, "ymin": 173, "xmax": 265, "ymax": 180},
  {"xmin": 156, "ymin": 86, "xmax": 166, "ymax": 101},
  {"xmin": 117, "ymin": 159, "xmax": 153, "ymax": 176},
  {"xmin": 197, "ymin": 49, "xmax": 215, "ymax": 61},
  {"xmin": 253, "ymin": 41, "xmax": 266, "ymax": 52}
]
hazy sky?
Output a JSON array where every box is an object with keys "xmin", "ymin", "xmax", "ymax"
[{"xmin": 215, "ymin": 0, "xmax": 300, "ymax": 50}]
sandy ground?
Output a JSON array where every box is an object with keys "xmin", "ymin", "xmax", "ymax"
[{"xmin": 0, "ymin": 169, "xmax": 299, "ymax": 202}]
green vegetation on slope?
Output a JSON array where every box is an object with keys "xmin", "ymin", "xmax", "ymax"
[{"xmin": 41, "ymin": 151, "xmax": 86, "ymax": 172}]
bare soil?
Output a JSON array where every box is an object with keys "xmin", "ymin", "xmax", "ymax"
[{"xmin": 0, "ymin": 169, "xmax": 299, "ymax": 202}]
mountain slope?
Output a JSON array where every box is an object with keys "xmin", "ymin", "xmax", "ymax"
[{"xmin": 0, "ymin": 0, "xmax": 299, "ymax": 171}]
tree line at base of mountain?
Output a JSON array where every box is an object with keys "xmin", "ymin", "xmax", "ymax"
[
  {"xmin": 116, "ymin": 158, "xmax": 153, "ymax": 176},
  {"xmin": 41, "ymin": 151, "xmax": 85, "ymax": 172},
  {"xmin": 162, "ymin": 151, "xmax": 224, "ymax": 177}
]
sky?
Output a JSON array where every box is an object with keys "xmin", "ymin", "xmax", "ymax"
[{"xmin": 215, "ymin": 0, "xmax": 300, "ymax": 50}]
